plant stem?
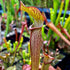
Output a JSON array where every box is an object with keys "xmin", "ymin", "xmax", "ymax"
[
  {"xmin": 3, "ymin": 37, "xmax": 10, "ymax": 50},
  {"xmin": 14, "ymin": 28, "xmax": 18, "ymax": 41}
]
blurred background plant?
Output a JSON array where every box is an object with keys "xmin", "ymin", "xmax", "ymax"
[
  {"xmin": 0, "ymin": 0, "xmax": 20, "ymax": 37},
  {"xmin": 46, "ymin": 0, "xmax": 70, "ymax": 51}
]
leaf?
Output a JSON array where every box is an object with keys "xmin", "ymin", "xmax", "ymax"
[
  {"xmin": 3, "ymin": 37, "xmax": 10, "ymax": 51},
  {"xmin": 50, "ymin": 8, "xmax": 54, "ymax": 23},
  {"xmin": 64, "ymin": 15, "xmax": 70, "ymax": 28},
  {"xmin": 22, "ymin": 50, "xmax": 26, "ymax": 59},
  {"xmin": 53, "ymin": 0, "xmax": 59, "ymax": 23},
  {"xmin": 20, "ymin": 1, "xmax": 44, "ymax": 21},
  {"xmin": 42, "ymin": 25, "xmax": 47, "ymax": 40},
  {"xmin": 62, "ymin": 0, "xmax": 69, "ymax": 25},
  {"xmin": 55, "ymin": 0, "xmax": 64, "ymax": 26}
]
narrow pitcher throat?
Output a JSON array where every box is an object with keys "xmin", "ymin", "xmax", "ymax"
[
  {"xmin": 29, "ymin": 22, "xmax": 43, "ymax": 70},
  {"xmin": 29, "ymin": 19, "xmax": 44, "ymax": 31},
  {"xmin": 33, "ymin": 19, "xmax": 44, "ymax": 27},
  {"xmin": 29, "ymin": 22, "xmax": 43, "ymax": 32}
]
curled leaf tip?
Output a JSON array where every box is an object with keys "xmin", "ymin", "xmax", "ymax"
[{"xmin": 20, "ymin": 1, "xmax": 44, "ymax": 21}]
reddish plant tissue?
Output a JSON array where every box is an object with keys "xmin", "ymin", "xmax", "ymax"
[
  {"xmin": 15, "ymin": 19, "xmax": 27, "ymax": 50},
  {"xmin": 22, "ymin": 64, "xmax": 41, "ymax": 70},
  {"xmin": 46, "ymin": 22, "xmax": 70, "ymax": 46},
  {"xmin": 49, "ymin": 65, "xmax": 56, "ymax": 70},
  {"xmin": 30, "ymin": 27, "xmax": 43, "ymax": 70},
  {"xmin": 57, "ymin": 23, "xmax": 70, "ymax": 39},
  {"xmin": 22, "ymin": 65, "xmax": 31, "ymax": 70}
]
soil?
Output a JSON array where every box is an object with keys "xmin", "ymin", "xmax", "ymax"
[{"xmin": 54, "ymin": 54, "xmax": 70, "ymax": 70}]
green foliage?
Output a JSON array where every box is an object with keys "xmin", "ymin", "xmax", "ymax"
[
  {"xmin": 53, "ymin": 0, "xmax": 59, "ymax": 23},
  {"xmin": 4, "ymin": 0, "xmax": 12, "ymax": 37},
  {"xmin": 47, "ymin": 0, "xmax": 53, "ymax": 8},
  {"xmin": 28, "ymin": 42, "xmax": 30, "ymax": 54},
  {"xmin": 42, "ymin": 25, "xmax": 47, "ymax": 40},
  {"xmin": 64, "ymin": 15, "xmax": 70, "ymax": 34},
  {"xmin": 13, "ymin": 41, "xmax": 18, "ymax": 52},
  {"xmin": 21, "ymin": 0, "xmax": 34, "ymax": 6},
  {"xmin": 49, "ymin": 0, "xmax": 60, "ymax": 42},
  {"xmin": 22, "ymin": 50, "xmax": 31, "ymax": 64},
  {"xmin": 23, "ymin": 32, "xmax": 30, "ymax": 38},
  {"xmin": 2, "ymin": 0, "xmax": 19, "ymax": 36},
  {"xmin": 35, "ymin": 0, "xmax": 41, "ymax": 6},
  {"xmin": 17, "ymin": 37, "xmax": 23, "ymax": 51},
  {"xmin": 55, "ymin": 1, "xmax": 64, "ymax": 26},
  {"xmin": 6, "ymin": 66, "xmax": 16, "ymax": 70},
  {"xmin": 48, "ymin": 0, "xmax": 67, "ymax": 47},
  {"xmin": 64, "ymin": 15, "xmax": 70, "ymax": 28},
  {"xmin": 11, "ymin": 0, "xmax": 19, "ymax": 15},
  {"xmin": 5, "ymin": 0, "xmax": 19, "ymax": 15},
  {"xmin": 53, "ymin": 0, "xmax": 64, "ymax": 41},
  {"xmin": 22, "ymin": 42, "xmax": 31, "ymax": 65},
  {"xmin": 5, "ymin": 12, "xmax": 12, "ymax": 37},
  {"xmin": 22, "ymin": 50, "xmax": 26, "ymax": 59},
  {"xmin": 29, "ymin": 15, "xmax": 34, "ymax": 24},
  {"xmin": 3, "ymin": 37, "xmax": 23, "ymax": 53},
  {"xmin": 0, "ymin": 45, "xmax": 2, "ymax": 51},
  {"xmin": 3, "ymin": 40, "xmax": 12, "ymax": 52},
  {"xmin": 50, "ymin": 8, "xmax": 54, "ymax": 22},
  {"xmin": 62, "ymin": 0, "xmax": 69, "ymax": 26},
  {"xmin": 21, "ymin": 0, "xmax": 41, "ymax": 6}
]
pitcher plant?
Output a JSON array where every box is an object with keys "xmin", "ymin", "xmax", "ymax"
[{"xmin": 20, "ymin": 1, "xmax": 70, "ymax": 70}]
